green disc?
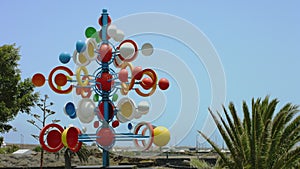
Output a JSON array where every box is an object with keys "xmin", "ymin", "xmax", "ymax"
[
  {"xmin": 85, "ymin": 27, "xmax": 97, "ymax": 38},
  {"xmin": 93, "ymin": 94, "xmax": 99, "ymax": 102},
  {"xmin": 112, "ymin": 94, "xmax": 118, "ymax": 102}
]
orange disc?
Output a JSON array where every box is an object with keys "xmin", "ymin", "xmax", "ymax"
[
  {"xmin": 54, "ymin": 73, "xmax": 67, "ymax": 86},
  {"xmin": 32, "ymin": 73, "xmax": 46, "ymax": 87}
]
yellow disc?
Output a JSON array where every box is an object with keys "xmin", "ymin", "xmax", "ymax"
[
  {"xmin": 79, "ymin": 53, "xmax": 87, "ymax": 64},
  {"xmin": 88, "ymin": 42, "xmax": 95, "ymax": 58},
  {"xmin": 121, "ymin": 101, "xmax": 133, "ymax": 118},
  {"xmin": 61, "ymin": 128, "xmax": 69, "ymax": 148},
  {"xmin": 153, "ymin": 126, "xmax": 170, "ymax": 147}
]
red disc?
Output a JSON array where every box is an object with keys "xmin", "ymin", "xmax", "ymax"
[
  {"xmin": 46, "ymin": 130, "xmax": 62, "ymax": 148},
  {"xmin": 158, "ymin": 78, "xmax": 169, "ymax": 90},
  {"xmin": 112, "ymin": 120, "xmax": 119, "ymax": 128},
  {"xmin": 94, "ymin": 121, "xmax": 100, "ymax": 128},
  {"xmin": 98, "ymin": 15, "xmax": 111, "ymax": 26},
  {"xmin": 32, "ymin": 73, "xmax": 46, "ymax": 87},
  {"xmin": 98, "ymin": 43, "xmax": 112, "ymax": 62},
  {"xmin": 96, "ymin": 72, "xmax": 114, "ymax": 91},
  {"xmin": 54, "ymin": 73, "xmax": 68, "ymax": 86},
  {"xmin": 98, "ymin": 101, "xmax": 114, "ymax": 121},
  {"xmin": 96, "ymin": 127, "xmax": 115, "ymax": 147},
  {"xmin": 68, "ymin": 127, "xmax": 82, "ymax": 153},
  {"xmin": 141, "ymin": 77, "xmax": 154, "ymax": 90},
  {"xmin": 39, "ymin": 123, "xmax": 64, "ymax": 153},
  {"xmin": 66, "ymin": 127, "xmax": 79, "ymax": 148}
]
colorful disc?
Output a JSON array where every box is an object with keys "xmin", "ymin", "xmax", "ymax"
[
  {"xmin": 59, "ymin": 52, "xmax": 71, "ymax": 64},
  {"xmin": 97, "ymin": 101, "xmax": 114, "ymax": 121},
  {"xmin": 32, "ymin": 73, "xmax": 46, "ymax": 87},
  {"xmin": 116, "ymin": 97, "xmax": 136, "ymax": 123},
  {"xmin": 85, "ymin": 27, "xmax": 97, "ymax": 38},
  {"xmin": 96, "ymin": 126, "xmax": 115, "ymax": 150},
  {"xmin": 77, "ymin": 98, "xmax": 95, "ymax": 124},
  {"xmin": 39, "ymin": 123, "xmax": 64, "ymax": 153},
  {"xmin": 85, "ymin": 38, "xmax": 97, "ymax": 61},
  {"xmin": 64, "ymin": 102, "xmax": 76, "ymax": 119},
  {"xmin": 141, "ymin": 43, "xmax": 154, "ymax": 56},
  {"xmin": 153, "ymin": 126, "xmax": 170, "ymax": 147},
  {"xmin": 118, "ymin": 40, "xmax": 138, "ymax": 62},
  {"xmin": 46, "ymin": 130, "xmax": 62, "ymax": 149}
]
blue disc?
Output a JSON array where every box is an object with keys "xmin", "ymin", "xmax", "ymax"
[
  {"xmin": 69, "ymin": 112, "xmax": 77, "ymax": 119},
  {"xmin": 59, "ymin": 52, "xmax": 71, "ymax": 64},
  {"xmin": 128, "ymin": 123, "xmax": 133, "ymax": 130},
  {"xmin": 65, "ymin": 102, "xmax": 76, "ymax": 117},
  {"xmin": 76, "ymin": 40, "xmax": 86, "ymax": 53}
]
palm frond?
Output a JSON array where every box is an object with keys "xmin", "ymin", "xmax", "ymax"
[{"xmin": 199, "ymin": 96, "xmax": 300, "ymax": 169}]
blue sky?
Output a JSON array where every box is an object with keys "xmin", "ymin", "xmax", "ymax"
[{"xmin": 1, "ymin": 1, "xmax": 300, "ymax": 147}]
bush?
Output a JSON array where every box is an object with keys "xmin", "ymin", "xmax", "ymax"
[
  {"xmin": 6, "ymin": 144, "xmax": 20, "ymax": 153},
  {"xmin": 33, "ymin": 145, "xmax": 42, "ymax": 152},
  {"xmin": 0, "ymin": 144, "xmax": 20, "ymax": 154}
]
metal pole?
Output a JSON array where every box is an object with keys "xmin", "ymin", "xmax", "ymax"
[{"xmin": 101, "ymin": 9, "xmax": 110, "ymax": 168}]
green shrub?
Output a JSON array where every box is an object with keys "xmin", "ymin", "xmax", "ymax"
[
  {"xmin": 7, "ymin": 144, "xmax": 19, "ymax": 153},
  {"xmin": 0, "ymin": 148, "xmax": 6, "ymax": 154},
  {"xmin": 0, "ymin": 144, "xmax": 20, "ymax": 154},
  {"xmin": 33, "ymin": 145, "xmax": 42, "ymax": 152}
]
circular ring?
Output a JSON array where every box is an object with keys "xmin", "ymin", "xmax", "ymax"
[
  {"xmin": 39, "ymin": 123, "xmax": 64, "ymax": 152},
  {"xmin": 76, "ymin": 66, "xmax": 89, "ymax": 87},
  {"xmin": 48, "ymin": 66, "xmax": 73, "ymax": 94},
  {"xmin": 113, "ymin": 55, "xmax": 123, "ymax": 68},
  {"xmin": 135, "ymin": 69, "xmax": 157, "ymax": 97},
  {"xmin": 133, "ymin": 122, "xmax": 154, "ymax": 150},
  {"xmin": 76, "ymin": 75, "xmax": 92, "ymax": 98}
]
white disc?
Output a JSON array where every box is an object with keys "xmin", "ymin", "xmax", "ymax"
[
  {"xmin": 113, "ymin": 29, "xmax": 124, "ymax": 42},
  {"xmin": 107, "ymin": 24, "xmax": 117, "ymax": 38},
  {"xmin": 141, "ymin": 43, "xmax": 154, "ymax": 56},
  {"xmin": 119, "ymin": 42, "xmax": 135, "ymax": 60},
  {"xmin": 137, "ymin": 101, "xmax": 150, "ymax": 115},
  {"xmin": 77, "ymin": 98, "xmax": 95, "ymax": 124}
]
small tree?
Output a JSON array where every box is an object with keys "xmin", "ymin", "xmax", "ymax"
[
  {"xmin": 27, "ymin": 94, "xmax": 60, "ymax": 168},
  {"xmin": 0, "ymin": 44, "xmax": 39, "ymax": 133}
]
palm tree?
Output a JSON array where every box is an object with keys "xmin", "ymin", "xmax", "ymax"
[
  {"xmin": 64, "ymin": 145, "xmax": 90, "ymax": 169},
  {"xmin": 198, "ymin": 96, "xmax": 300, "ymax": 169}
]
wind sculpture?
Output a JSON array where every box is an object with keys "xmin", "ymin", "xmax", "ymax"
[{"xmin": 31, "ymin": 9, "xmax": 170, "ymax": 167}]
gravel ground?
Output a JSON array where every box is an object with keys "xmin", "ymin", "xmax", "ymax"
[{"xmin": 0, "ymin": 153, "xmax": 102, "ymax": 168}]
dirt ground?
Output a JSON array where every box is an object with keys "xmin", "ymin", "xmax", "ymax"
[{"xmin": 0, "ymin": 152, "xmax": 104, "ymax": 168}]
